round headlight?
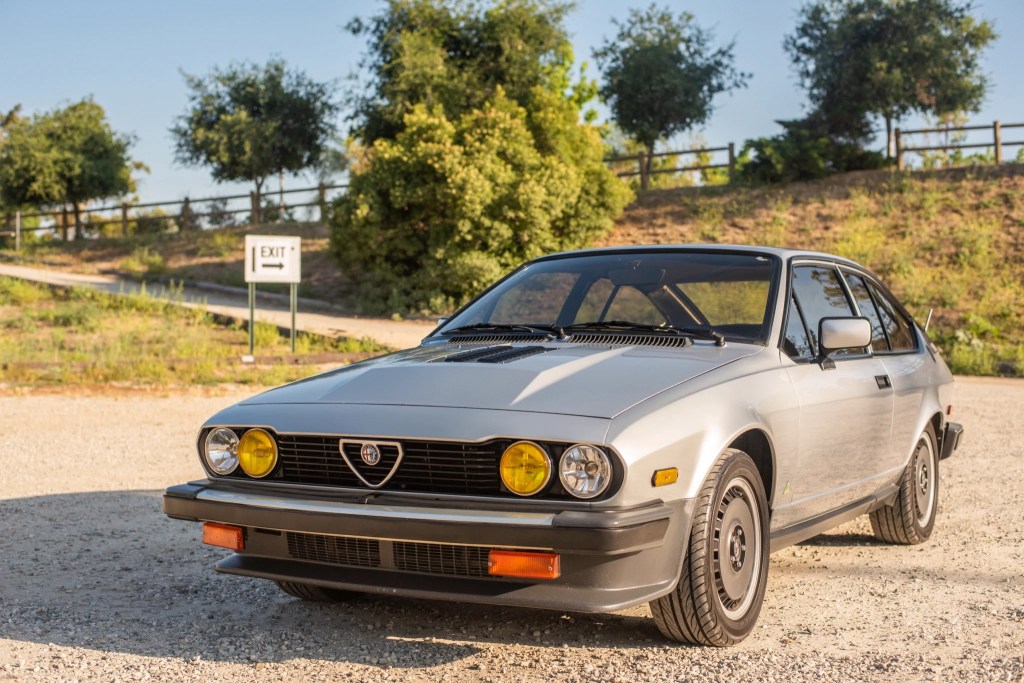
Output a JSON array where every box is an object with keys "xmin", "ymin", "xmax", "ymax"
[
  {"xmin": 559, "ymin": 444, "xmax": 612, "ymax": 499},
  {"xmin": 500, "ymin": 441, "xmax": 551, "ymax": 496},
  {"xmin": 204, "ymin": 428, "xmax": 239, "ymax": 475},
  {"xmin": 237, "ymin": 428, "xmax": 278, "ymax": 478}
]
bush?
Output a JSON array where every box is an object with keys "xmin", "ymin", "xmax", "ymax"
[
  {"xmin": 737, "ymin": 124, "xmax": 888, "ymax": 184},
  {"xmin": 330, "ymin": 90, "xmax": 632, "ymax": 314}
]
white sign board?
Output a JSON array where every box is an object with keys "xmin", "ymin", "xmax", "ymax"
[{"xmin": 244, "ymin": 235, "xmax": 301, "ymax": 284}]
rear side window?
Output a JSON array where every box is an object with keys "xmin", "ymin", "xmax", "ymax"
[
  {"xmin": 869, "ymin": 283, "xmax": 916, "ymax": 351},
  {"xmin": 790, "ymin": 266, "xmax": 855, "ymax": 354},
  {"xmin": 843, "ymin": 273, "xmax": 889, "ymax": 352}
]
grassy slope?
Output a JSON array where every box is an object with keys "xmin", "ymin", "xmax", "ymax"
[
  {"xmin": 601, "ymin": 165, "xmax": 1024, "ymax": 376},
  {"xmin": 0, "ymin": 278, "xmax": 385, "ymax": 386},
  {"xmin": 4, "ymin": 165, "xmax": 1022, "ymax": 375}
]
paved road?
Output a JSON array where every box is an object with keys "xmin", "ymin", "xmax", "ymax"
[
  {"xmin": 0, "ymin": 262, "xmax": 436, "ymax": 350},
  {"xmin": 0, "ymin": 377, "xmax": 1021, "ymax": 681}
]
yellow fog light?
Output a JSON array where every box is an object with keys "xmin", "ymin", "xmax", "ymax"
[
  {"xmin": 500, "ymin": 441, "xmax": 551, "ymax": 496},
  {"xmin": 237, "ymin": 428, "xmax": 278, "ymax": 478}
]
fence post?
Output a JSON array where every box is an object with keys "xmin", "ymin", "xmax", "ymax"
[
  {"xmin": 728, "ymin": 142, "xmax": 736, "ymax": 182},
  {"xmin": 639, "ymin": 152, "xmax": 650, "ymax": 191},
  {"xmin": 895, "ymin": 128, "xmax": 904, "ymax": 171},
  {"xmin": 180, "ymin": 197, "xmax": 191, "ymax": 233},
  {"xmin": 15, "ymin": 210, "xmax": 21, "ymax": 253},
  {"xmin": 994, "ymin": 120, "xmax": 1002, "ymax": 165},
  {"xmin": 318, "ymin": 182, "xmax": 327, "ymax": 221},
  {"xmin": 120, "ymin": 204, "xmax": 129, "ymax": 238},
  {"xmin": 250, "ymin": 191, "xmax": 260, "ymax": 225}
]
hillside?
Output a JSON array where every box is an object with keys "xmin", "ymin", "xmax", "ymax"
[
  {"xmin": 604, "ymin": 165, "xmax": 1024, "ymax": 376},
  {"xmin": 3, "ymin": 165, "xmax": 1023, "ymax": 375}
]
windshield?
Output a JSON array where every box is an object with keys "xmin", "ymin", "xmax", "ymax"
[{"xmin": 435, "ymin": 250, "xmax": 780, "ymax": 343}]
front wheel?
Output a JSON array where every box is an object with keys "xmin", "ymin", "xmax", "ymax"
[
  {"xmin": 649, "ymin": 449, "xmax": 770, "ymax": 646},
  {"xmin": 870, "ymin": 424, "xmax": 939, "ymax": 545}
]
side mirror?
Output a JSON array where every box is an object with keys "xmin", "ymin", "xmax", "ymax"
[{"xmin": 818, "ymin": 317, "xmax": 871, "ymax": 357}]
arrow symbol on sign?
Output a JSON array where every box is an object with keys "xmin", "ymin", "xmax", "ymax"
[{"xmin": 264, "ymin": 262, "xmax": 284, "ymax": 269}]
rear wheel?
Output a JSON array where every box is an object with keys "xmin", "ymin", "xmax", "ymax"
[
  {"xmin": 649, "ymin": 449, "xmax": 770, "ymax": 646},
  {"xmin": 870, "ymin": 424, "xmax": 938, "ymax": 545},
  {"xmin": 275, "ymin": 581, "xmax": 355, "ymax": 602}
]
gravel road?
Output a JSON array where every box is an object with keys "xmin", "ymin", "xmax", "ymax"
[{"xmin": 1, "ymin": 378, "xmax": 1022, "ymax": 682}]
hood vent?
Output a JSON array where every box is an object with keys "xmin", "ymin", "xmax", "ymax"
[
  {"xmin": 568, "ymin": 333, "xmax": 693, "ymax": 348},
  {"xmin": 446, "ymin": 334, "xmax": 548, "ymax": 344},
  {"xmin": 439, "ymin": 345, "xmax": 554, "ymax": 364}
]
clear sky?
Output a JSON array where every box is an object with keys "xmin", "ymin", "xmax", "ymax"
[{"xmin": 1, "ymin": 1, "xmax": 1020, "ymax": 204}]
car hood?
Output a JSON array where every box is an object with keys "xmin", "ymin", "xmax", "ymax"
[{"xmin": 240, "ymin": 342, "xmax": 759, "ymax": 419}]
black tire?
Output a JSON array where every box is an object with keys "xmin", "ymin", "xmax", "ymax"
[
  {"xmin": 870, "ymin": 424, "xmax": 939, "ymax": 545},
  {"xmin": 649, "ymin": 449, "xmax": 770, "ymax": 646},
  {"xmin": 275, "ymin": 581, "xmax": 355, "ymax": 602}
]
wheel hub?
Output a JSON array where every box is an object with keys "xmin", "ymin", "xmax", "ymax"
[{"xmin": 728, "ymin": 525, "xmax": 746, "ymax": 571}]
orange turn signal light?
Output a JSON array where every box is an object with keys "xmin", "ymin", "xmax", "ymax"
[
  {"xmin": 202, "ymin": 522, "xmax": 245, "ymax": 551},
  {"xmin": 652, "ymin": 467, "xmax": 678, "ymax": 487},
  {"xmin": 488, "ymin": 550, "xmax": 560, "ymax": 580}
]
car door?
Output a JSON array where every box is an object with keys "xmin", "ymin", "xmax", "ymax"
[{"xmin": 780, "ymin": 263, "xmax": 894, "ymax": 521}]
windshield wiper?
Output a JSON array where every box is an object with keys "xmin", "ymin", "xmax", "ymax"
[
  {"xmin": 564, "ymin": 321, "xmax": 725, "ymax": 346},
  {"xmin": 440, "ymin": 322, "xmax": 567, "ymax": 339}
]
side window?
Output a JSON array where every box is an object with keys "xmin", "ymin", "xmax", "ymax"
[
  {"xmin": 782, "ymin": 294, "xmax": 814, "ymax": 360},
  {"xmin": 869, "ymin": 283, "xmax": 916, "ymax": 351},
  {"xmin": 790, "ymin": 265, "xmax": 856, "ymax": 355},
  {"xmin": 843, "ymin": 273, "xmax": 889, "ymax": 352}
]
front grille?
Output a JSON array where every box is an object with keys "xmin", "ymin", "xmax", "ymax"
[
  {"xmin": 287, "ymin": 532, "xmax": 381, "ymax": 568},
  {"xmin": 276, "ymin": 436, "xmax": 564, "ymax": 497},
  {"xmin": 284, "ymin": 533, "xmax": 491, "ymax": 578},
  {"xmin": 393, "ymin": 542, "xmax": 490, "ymax": 577}
]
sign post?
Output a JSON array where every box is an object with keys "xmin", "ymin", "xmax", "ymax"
[{"xmin": 243, "ymin": 235, "xmax": 302, "ymax": 359}]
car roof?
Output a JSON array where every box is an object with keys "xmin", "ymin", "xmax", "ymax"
[{"xmin": 533, "ymin": 244, "xmax": 863, "ymax": 269}]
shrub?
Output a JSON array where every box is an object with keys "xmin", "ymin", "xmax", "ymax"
[{"xmin": 738, "ymin": 124, "xmax": 888, "ymax": 184}]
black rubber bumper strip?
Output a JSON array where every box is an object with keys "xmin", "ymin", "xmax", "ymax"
[
  {"xmin": 163, "ymin": 483, "xmax": 679, "ymax": 556},
  {"xmin": 940, "ymin": 422, "xmax": 963, "ymax": 460}
]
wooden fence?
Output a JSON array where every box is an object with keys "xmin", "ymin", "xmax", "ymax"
[
  {"xmin": 895, "ymin": 120, "xmax": 1024, "ymax": 170},
  {"xmin": 1, "ymin": 183, "xmax": 348, "ymax": 242},
  {"xmin": 605, "ymin": 143, "xmax": 736, "ymax": 190}
]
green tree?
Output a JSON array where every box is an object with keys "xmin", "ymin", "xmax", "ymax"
[
  {"xmin": 333, "ymin": 0, "xmax": 630, "ymax": 314},
  {"xmin": 593, "ymin": 5, "xmax": 748, "ymax": 189},
  {"xmin": 347, "ymin": 0, "xmax": 579, "ymax": 143},
  {"xmin": 786, "ymin": 0, "xmax": 996, "ymax": 154},
  {"xmin": 171, "ymin": 59, "xmax": 339, "ymax": 202},
  {"xmin": 0, "ymin": 99, "xmax": 141, "ymax": 240}
]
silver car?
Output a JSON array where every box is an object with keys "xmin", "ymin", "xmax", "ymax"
[{"xmin": 164, "ymin": 245, "xmax": 963, "ymax": 646}]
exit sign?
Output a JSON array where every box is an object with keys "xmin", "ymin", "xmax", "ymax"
[{"xmin": 244, "ymin": 235, "xmax": 301, "ymax": 284}]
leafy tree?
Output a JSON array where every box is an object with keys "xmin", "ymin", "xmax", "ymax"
[
  {"xmin": 171, "ymin": 59, "xmax": 338, "ymax": 199},
  {"xmin": 593, "ymin": 5, "xmax": 748, "ymax": 188},
  {"xmin": 786, "ymin": 0, "xmax": 996, "ymax": 153},
  {"xmin": 347, "ymin": 0, "xmax": 580, "ymax": 143},
  {"xmin": 0, "ymin": 99, "xmax": 141, "ymax": 240},
  {"xmin": 333, "ymin": 0, "xmax": 631, "ymax": 314}
]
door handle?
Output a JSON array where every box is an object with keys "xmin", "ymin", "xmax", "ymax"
[{"xmin": 875, "ymin": 374, "xmax": 892, "ymax": 389}]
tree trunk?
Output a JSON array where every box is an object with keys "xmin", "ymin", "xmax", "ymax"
[
  {"xmin": 278, "ymin": 169, "xmax": 285, "ymax": 222},
  {"xmin": 60, "ymin": 205, "xmax": 69, "ymax": 242},
  {"xmin": 641, "ymin": 145, "xmax": 655, "ymax": 191},
  {"xmin": 885, "ymin": 114, "xmax": 894, "ymax": 159},
  {"xmin": 253, "ymin": 177, "xmax": 264, "ymax": 225}
]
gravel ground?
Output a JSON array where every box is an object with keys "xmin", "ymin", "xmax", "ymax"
[{"xmin": 1, "ymin": 378, "xmax": 1022, "ymax": 682}]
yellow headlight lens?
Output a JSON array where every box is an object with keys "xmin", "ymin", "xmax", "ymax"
[
  {"xmin": 237, "ymin": 428, "xmax": 278, "ymax": 478},
  {"xmin": 500, "ymin": 441, "xmax": 551, "ymax": 496}
]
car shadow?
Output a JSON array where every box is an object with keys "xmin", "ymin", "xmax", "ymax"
[
  {"xmin": 0, "ymin": 490, "xmax": 661, "ymax": 668},
  {"xmin": 796, "ymin": 531, "xmax": 884, "ymax": 547}
]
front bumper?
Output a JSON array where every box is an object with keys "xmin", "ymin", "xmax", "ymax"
[{"xmin": 164, "ymin": 481, "xmax": 693, "ymax": 612}]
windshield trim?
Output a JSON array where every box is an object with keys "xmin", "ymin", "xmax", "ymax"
[{"xmin": 428, "ymin": 247, "xmax": 784, "ymax": 346}]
